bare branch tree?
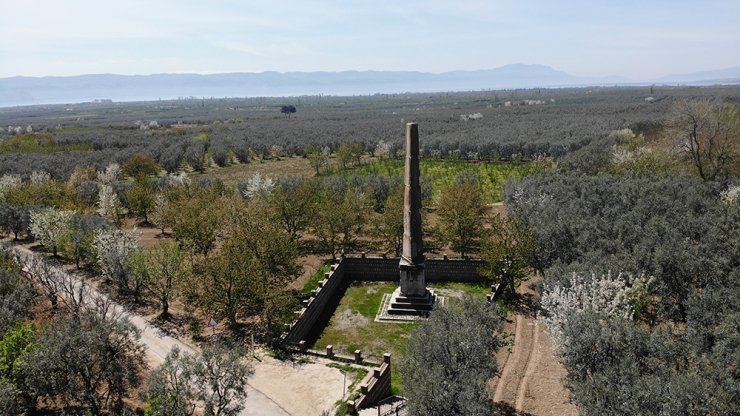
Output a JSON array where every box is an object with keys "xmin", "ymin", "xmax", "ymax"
[{"xmin": 665, "ymin": 99, "xmax": 739, "ymax": 182}]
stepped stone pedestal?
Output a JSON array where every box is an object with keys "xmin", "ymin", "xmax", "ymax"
[{"xmin": 386, "ymin": 287, "xmax": 437, "ymax": 316}]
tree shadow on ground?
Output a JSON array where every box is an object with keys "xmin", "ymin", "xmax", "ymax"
[
  {"xmin": 507, "ymin": 291, "xmax": 539, "ymax": 318},
  {"xmin": 494, "ymin": 402, "xmax": 536, "ymax": 416}
]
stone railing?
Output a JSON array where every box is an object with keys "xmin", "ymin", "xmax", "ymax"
[{"xmin": 347, "ymin": 353, "xmax": 393, "ymax": 414}]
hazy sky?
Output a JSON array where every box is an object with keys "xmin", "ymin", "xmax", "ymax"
[{"xmin": 1, "ymin": 0, "xmax": 738, "ymax": 79}]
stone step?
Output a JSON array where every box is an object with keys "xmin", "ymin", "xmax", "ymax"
[
  {"xmin": 391, "ymin": 294, "xmax": 435, "ymax": 305},
  {"xmin": 389, "ymin": 301, "xmax": 435, "ymax": 311},
  {"xmin": 387, "ymin": 308, "xmax": 431, "ymax": 316}
]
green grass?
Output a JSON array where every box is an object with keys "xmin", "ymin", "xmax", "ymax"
[
  {"xmin": 334, "ymin": 158, "xmax": 535, "ymax": 203},
  {"xmin": 313, "ymin": 280, "xmax": 491, "ymax": 395},
  {"xmin": 302, "ymin": 262, "xmax": 332, "ymax": 297},
  {"xmin": 327, "ymin": 362, "xmax": 369, "ymax": 395},
  {"xmin": 0, "ymin": 133, "xmax": 93, "ymax": 154}
]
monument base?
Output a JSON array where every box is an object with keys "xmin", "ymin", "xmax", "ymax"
[{"xmin": 375, "ymin": 287, "xmax": 444, "ymax": 322}]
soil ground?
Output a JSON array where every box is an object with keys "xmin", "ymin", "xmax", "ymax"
[
  {"xmin": 490, "ymin": 276, "xmax": 578, "ymax": 415},
  {"xmin": 249, "ymin": 352, "xmax": 360, "ymax": 416},
  {"xmin": 196, "ymin": 157, "xmax": 315, "ymax": 188}
]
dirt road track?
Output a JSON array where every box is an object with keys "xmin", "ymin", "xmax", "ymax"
[
  {"xmin": 7, "ymin": 243, "xmax": 290, "ymax": 416},
  {"xmin": 491, "ymin": 279, "xmax": 577, "ymax": 416}
]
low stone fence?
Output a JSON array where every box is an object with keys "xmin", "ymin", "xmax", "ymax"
[
  {"xmin": 347, "ymin": 353, "xmax": 393, "ymax": 414},
  {"xmin": 281, "ymin": 255, "xmax": 487, "ymax": 347}
]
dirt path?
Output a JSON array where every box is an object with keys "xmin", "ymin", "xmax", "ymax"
[
  {"xmin": 5, "ymin": 242, "xmax": 296, "ymax": 416},
  {"xmin": 491, "ymin": 278, "xmax": 577, "ymax": 415}
]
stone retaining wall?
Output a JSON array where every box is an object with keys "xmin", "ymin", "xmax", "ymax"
[
  {"xmin": 282, "ymin": 261, "xmax": 348, "ymax": 345},
  {"xmin": 281, "ymin": 256, "xmax": 487, "ymax": 346},
  {"xmin": 342, "ymin": 255, "xmax": 486, "ymax": 283}
]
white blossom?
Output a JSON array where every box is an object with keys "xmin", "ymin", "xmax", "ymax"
[
  {"xmin": 97, "ymin": 184, "xmax": 122, "ymax": 220},
  {"xmin": 150, "ymin": 194, "xmax": 169, "ymax": 230},
  {"xmin": 611, "ymin": 145, "xmax": 634, "ymax": 165},
  {"xmin": 241, "ymin": 172, "xmax": 274, "ymax": 199},
  {"xmin": 29, "ymin": 208, "xmax": 75, "ymax": 254},
  {"xmin": 540, "ymin": 271, "xmax": 640, "ymax": 353},
  {"xmin": 166, "ymin": 171, "xmax": 191, "ymax": 187},
  {"xmin": 0, "ymin": 174, "xmax": 22, "ymax": 200},
  {"xmin": 720, "ymin": 185, "xmax": 740, "ymax": 205},
  {"xmin": 29, "ymin": 170, "xmax": 51, "ymax": 184},
  {"xmin": 97, "ymin": 163, "xmax": 121, "ymax": 184},
  {"xmin": 375, "ymin": 140, "xmax": 391, "ymax": 159},
  {"xmin": 93, "ymin": 228, "xmax": 140, "ymax": 284}
]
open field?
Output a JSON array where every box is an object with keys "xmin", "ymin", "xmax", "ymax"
[{"xmin": 195, "ymin": 156, "xmax": 315, "ymax": 187}]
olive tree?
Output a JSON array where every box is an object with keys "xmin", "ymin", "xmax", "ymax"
[
  {"xmin": 142, "ymin": 346, "xmax": 197, "ymax": 416},
  {"xmin": 144, "ymin": 344, "xmax": 252, "ymax": 416},
  {"xmin": 24, "ymin": 302, "xmax": 147, "ymax": 414},
  {"xmin": 400, "ymin": 297, "xmax": 505, "ymax": 416},
  {"xmin": 191, "ymin": 344, "xmax": 253, "ymax": 416}
]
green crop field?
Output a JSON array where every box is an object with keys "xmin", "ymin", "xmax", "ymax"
[{"xmin": 338, "ymin": 158, "xmax": 536, "ymax": 203}]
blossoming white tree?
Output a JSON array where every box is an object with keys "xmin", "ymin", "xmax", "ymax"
[
  {"xmin": 241, "ymin": 172, "xmax": 274, "ymax": 200},
  {"xmin": 29, "ymin": 170, "xmax": 51, "ymax": 184},
  {"xmin": 0, "ymin": 174, "xmax": 22, "ymax": 200},
  {"xmin": 166, "ymin": 172, "xmax": 191, "ymax": 187},
  {"xmin": 97, "ymin": 163, "xmax": 121, "ymax": 185},
  {"xmin": 29, "ymin": 208, "xmax": 75, "ymax": 257},
  {"xmin": 540, "ymin": 271, "xmax": 649, "ymax": 352},
  {"xmin": 93, "ymin": 228, "xmax": 141, "ymax": 295},
  {"xmin": 97, "ymin": 184, "xmax": 122, "ymax": 223}
]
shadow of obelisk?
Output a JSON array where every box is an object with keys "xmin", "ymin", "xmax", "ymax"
[{"xmin": 382, "ymin": 123, "xmax": 438, "ymax": 319}]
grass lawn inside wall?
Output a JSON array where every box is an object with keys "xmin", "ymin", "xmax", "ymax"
[{"xmin": 312, "ymin": 280, "xmax": 491, "ymax": 395}]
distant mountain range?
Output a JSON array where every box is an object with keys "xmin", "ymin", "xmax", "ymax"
[{"xmin": 1, "ymin": 64, "xmax": 739, "ymax": 107}]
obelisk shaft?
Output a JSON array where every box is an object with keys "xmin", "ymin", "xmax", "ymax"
[
  {"xmin": 402, "ymin": 123, "xmax": 424, "ymax": 263},
  {"xmin": 399, "ymin": 123, "xmax": 426, "ymax": 297}
]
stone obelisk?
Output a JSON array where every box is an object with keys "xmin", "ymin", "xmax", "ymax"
[
  {"xmin": 379, "ymin": 123, "xmax": 438, "ymax": 320},
  {"xmin": 399, "ymin": 123, "xmax": 426, "ymax": 297}
]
